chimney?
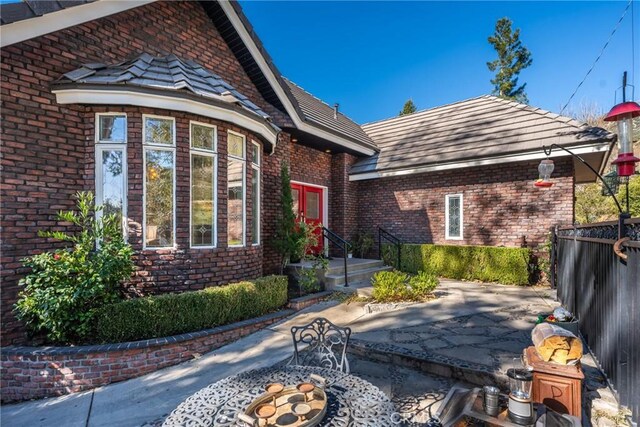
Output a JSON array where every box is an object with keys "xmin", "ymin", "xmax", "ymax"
[{"xmin": 333, "ymin": 103, "xmax": 339, "ymax": 120}]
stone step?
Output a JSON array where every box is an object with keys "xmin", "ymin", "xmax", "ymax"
[
  {"xmin": 330, "ymin": 281, "xmax": 374, "ymax": 297},
  {"xmin": 324, "ymin": 265, "xmax": 392, "ymax": 288},
  {"xmin": 326, "ymin": 258, "xmax": 385, "ymax": 276}
]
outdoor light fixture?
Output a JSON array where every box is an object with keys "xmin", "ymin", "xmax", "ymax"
[{"xmin": 534, "ymin": 159, "xmax": 555, "ymax": 187}]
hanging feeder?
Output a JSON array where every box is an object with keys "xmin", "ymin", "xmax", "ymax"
[{"xmin": 534, "ymin": 158, "xmax": 555, "ymax": 187}]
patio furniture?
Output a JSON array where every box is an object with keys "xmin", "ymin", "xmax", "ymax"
[
  {"xmin": 162, "ymin": 365, "xmax": 395, "ymax": 426},
  {"xmin": 289, "ymin": 317, "xmax": 352, "ymax": 373}
]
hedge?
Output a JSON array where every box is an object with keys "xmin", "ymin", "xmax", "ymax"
[
  {"xmin": 93, "ymin": 275, "xmax": 288, "ymax": 343},
  {"xmin": 383, "ymin": 244, "xmax": 531, "ymax": 285}
]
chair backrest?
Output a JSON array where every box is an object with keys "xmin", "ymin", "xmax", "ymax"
[{"xmin": 290, "ymin": 317, "xmax": 352, "ymax": 373}]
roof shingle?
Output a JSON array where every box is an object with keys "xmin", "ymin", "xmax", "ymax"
[
  {"xmin": 352, "ymin": 95, "xmax": 615, "ymax": 176},
  {"xmin": 54, "ymin": 53, "xmax": 272, "ymax": 121},
  {"xmin": 282, "ymin": 78, "xmax": 377, "ymax": 150}
]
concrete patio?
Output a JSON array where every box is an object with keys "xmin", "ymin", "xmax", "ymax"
[{"xmin": 0, "ymin": 280, "xmax": 621, "ymax": 426}]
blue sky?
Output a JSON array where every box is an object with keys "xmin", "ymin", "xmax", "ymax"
[{"xmin": 240, "ymin": 1, "xmax": 638, "ymax": 124}]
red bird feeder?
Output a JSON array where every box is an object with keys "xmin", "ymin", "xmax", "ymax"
[{"xmin": 604, "ymin": 101, "xmax": 640, "ymax": 177}]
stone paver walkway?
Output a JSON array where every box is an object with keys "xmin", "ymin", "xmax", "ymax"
[{"xmin": 2, "ymin": 280, "xmax": 624, "ymax": 427}]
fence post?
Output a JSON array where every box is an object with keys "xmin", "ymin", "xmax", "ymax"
[{"xmin": 550, "ymin": 226, "xmax": 557, "ymax": 289}]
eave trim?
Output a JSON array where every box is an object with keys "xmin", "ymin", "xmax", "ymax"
[
  {"xmin": 52, "ymin": 87, "xmax": 279, "ymax": 147},
  {"xmin": 0, "ymin": 0, "xmax": 156, "ymax": 48},
  {"xmin": 349, "ymin": 142, "xmax": 611, "ymax": 181}
]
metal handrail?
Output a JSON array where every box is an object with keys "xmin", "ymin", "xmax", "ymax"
[
  {"xmin": 322, "ymin": 227, "xmax": 349, "ymax": 287},
  {"xmin": 378, "ymin": 227, "xmax": 401, "ymax": 269}
]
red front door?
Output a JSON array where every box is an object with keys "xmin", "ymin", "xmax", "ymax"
[{"xmin": 291, "ymin": 183, "xmax": 324, "ymax": 254}]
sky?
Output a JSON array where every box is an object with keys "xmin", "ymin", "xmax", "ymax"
[{"xmin": 240, "ymin": 1, "xmax": 639, "ymax": 124}]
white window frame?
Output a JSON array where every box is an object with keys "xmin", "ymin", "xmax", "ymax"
[
  {"xmin": 227, "ymin": 130, "xmax": 246, "ymax": 247},
  {"xmin": 95, "ymin": 112, "xmax": 128, "ymax": 236},
  {"xmin": 189, "ymin": 121, "xmax": 218, "ymax": 249},
  {"xmin": 142, "ymin": 114, "xmax": 176, "ymax": 250},
  {"xmin": 251, "ymin": 140, "xmax": 261, "ymax": 246},
  {"xmin": 445, "ymin": 193, "xmax": 463, "ymax": 240}
]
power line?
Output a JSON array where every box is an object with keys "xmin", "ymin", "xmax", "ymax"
[{"xmin": 560, "ymin": 0, "xmax": 633, "ymax": 114}]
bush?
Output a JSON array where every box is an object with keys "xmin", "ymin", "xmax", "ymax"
[
  {"xmin": 371, "ymin": 270, "xmax": 438, "ymax": 302},
  {"xmin": 14, "ymin": 192, "xmax": 134, "ymax": 344},
  {"xmin": 383, "ymin": 243, "xmax": 531, "ymax": 285},
  {"xmin": 94, "ymin": 275, "xmax": 288, "ymax": 343}
]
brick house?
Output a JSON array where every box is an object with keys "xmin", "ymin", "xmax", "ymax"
[{"xmin": 0, "ymin": 0, "xmax": 614, "ymax": 345}]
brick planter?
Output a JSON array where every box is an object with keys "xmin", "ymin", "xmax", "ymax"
[
  {"xmin": 287, "ymin": 291, "xmax": 333, "ymax": 311},
  {"xmin": 0, "ymin": 309, "xmax": 294, "ymax": 403}
]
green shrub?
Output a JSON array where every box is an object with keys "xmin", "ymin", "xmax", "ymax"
[
  {"xmin": 383, "ymin": 243, "xmax": 531, "ymax": 285},
  {"xmin": 409, "ymin": 271, "xmax": 438, "ymax": 295},
  {"xmin": 371, "ymin": 270, "xmax": 438, "ymax": 302},
  {"xmin": 14, "ymin": 192, "xmax": 134, "ymax": 344},
  {"xmin": 94, "ymin": 275, "xmax": 288, "ymax": 343}
]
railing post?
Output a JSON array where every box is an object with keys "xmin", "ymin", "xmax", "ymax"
[
  {"xmin": 550, "ymin": 225, "xmax": 557, "ymax": 289},
  {"xmin": 378, "ymin": 228, "xmax": 382, "ymax": 261},
  {"xmin": 343, "ymin": 241, "xmax": 349, "ymax": 287},
  {"xmin": 397, "ymin": 243, "xmax": 401, "ymax": 270}
]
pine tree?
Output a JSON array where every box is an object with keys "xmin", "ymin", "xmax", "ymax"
[
  {"xmin": 487, "ymin": 17, "xmax": 532, "ymax": 103},
  {"xmin": 399, "ymin": 99, "xmax": 417, "ymax": 116}
]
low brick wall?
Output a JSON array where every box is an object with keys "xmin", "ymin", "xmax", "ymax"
[
  {"xmin": 287, "ymin": 291, "xmax": 332, "ymax": 311},
  {"xmin": 0, "ymin": 309, "xmax": 294, "ymax": 403}
]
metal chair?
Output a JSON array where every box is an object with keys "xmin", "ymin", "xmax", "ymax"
[{"xmin": 289, "ymin": 317, "xmax": 352, "ymax": 373}]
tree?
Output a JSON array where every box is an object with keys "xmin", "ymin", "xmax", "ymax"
[
  {"xmin": 399, "ymin": 99, "xmax": 417, "ymax": 116},
  {"xmin": 273, "ymin": 163, "xmax": 302, "ymax": 273},
  {"xmin": 487, "ymin": 17, "xmax": 532, "ymax": 103}
]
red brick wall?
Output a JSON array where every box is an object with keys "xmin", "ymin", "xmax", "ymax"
[
  {"xmin": 356, "ymin": 158, "xmax": 575, "ymax": 250},
  {"xmin": 290, "ymin": 143, "xmax": 332, "ymax": 190},
  {"xmin": 0, "ymin": 310, "xmax": 290, "ymax": 403},
  {"xmin": 0, "ymin": 1, "xmax": 298, "ymax": 344},
  {"xmin": 331, "ymin": 153, "xmax": 360, "ymax": 240}
]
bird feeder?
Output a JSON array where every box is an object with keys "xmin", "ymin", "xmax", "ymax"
[
  {"xmin": 604, "ymin": 101, "xmax": 640, "ymax": 177},
  {"xmin": 534, "ymin": 158, "xmax": 555, "ymax": 187}
]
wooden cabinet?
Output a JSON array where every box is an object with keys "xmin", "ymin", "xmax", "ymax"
[
  {"xmin": 532, "ymin": 372, "xmax": 582, "ymax": 417},
  {"xmin": 524, "ymin": 346, "xmax": 584, "ymax": 419}
]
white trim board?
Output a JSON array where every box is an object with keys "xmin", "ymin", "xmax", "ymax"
[
  {"xmin": 348, "ymin": 143, "xmax": 611, "ymax": 181},
  {"xmin": 53, "ymin": 89, "xmax": 279, "ymax": 147},
  {"xmin": 218, "ymin": 1, "xmax": 376, "ymax": 157},
  {"xmin": 0, "ymin": 0, "xmax": 156, "ymax": 48}
]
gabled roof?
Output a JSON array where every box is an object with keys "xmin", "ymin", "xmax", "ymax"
[
  {"xmin": 0, "ymin": 0, "xmax": 94, "ymax": 25},
  {"xmin": 0, "ymin": 0, "xmax": 377, "ymax": 155},
  {"xmin": 351, "ymin": 95, "xmax": 616, "ymax": 180},
  {"xmin": 282, "ymin": 78, "xmax": 376, "ymax": 151},
  {"xmin": 54, "ymin": 53, "xmax": 272, "ymax": 121}
]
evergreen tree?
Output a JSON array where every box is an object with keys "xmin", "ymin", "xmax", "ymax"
[
  {"xmin": 399, "ymin": 99, "xmax": 417, "ymax": 116},
  {"xmin": 487, "ymin": 17, "xmax": 532, "ymax": 103}
]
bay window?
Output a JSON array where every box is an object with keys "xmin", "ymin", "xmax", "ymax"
[
  {"xmin": 227, "ymin": 131, "xmax": 245, "ymax": 247},
  {"xmin": 95, "ymin": 113, "xmax": 127, "ymax": 232},
  {"xmin": 143, "ymin": 115, "xmax": 175, "ymax": 248},
  {"xmin": 190, "ymin": 122, "xmax": 217, "ymax": 248},
  {"xmin": 251, "ymin": 141, "xmax": 261, "ymax": 245}
]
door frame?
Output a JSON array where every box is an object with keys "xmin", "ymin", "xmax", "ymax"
[{"xmin": 291, "ymin": 180, "xmax": 329, "ymax": 256}]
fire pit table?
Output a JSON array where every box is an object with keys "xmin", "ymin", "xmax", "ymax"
[{"xmin": 162, "ymin": 366, "xmax": 396, "ymax": 426}]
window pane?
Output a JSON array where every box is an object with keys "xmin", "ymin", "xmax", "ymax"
[
  {"xmin": 191, "ymin": 155, "xmax": 214, "ymax": 246},
  {"xmin": 252, "ymin": 170, "xmax": 259, "ymax": 244},
  {"xmin": 292, "ymin": 188, "xmax": 300, "ymax": 216},
  {"xmin": 145, "ymin": 117, "xmax": 173, "ymax": 145},
  {"xmin": 252, "ymin": 143, "xmax": 260, "ymax": 166},
  {"xmin": 228, "ymin": 159, "xmax": 244, "ymax": 246},
  {"xmin": 448, "ymin": 196, "xmax": 461, "ymax": 237},
  {"xmin": 191, "ymin": 124, "xmax": 215, "ymax": 151},
  {"xmin": 228, "ymin": 133, "xmax": 244, "ymax": 158},
  {"xmin": 306, "ymin": 191, "xmax": 319, "ymax": 220},
  {"xmin": 99, "ymin": 115, "xmax": 126, "ymax": 142},
  {"xmin": 100, "ymin": 150, "xmax": 125, "ymax": 222},
  {"xmin": 145, "ymin": 149, "xmax": 174, "ymax": 247}
]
